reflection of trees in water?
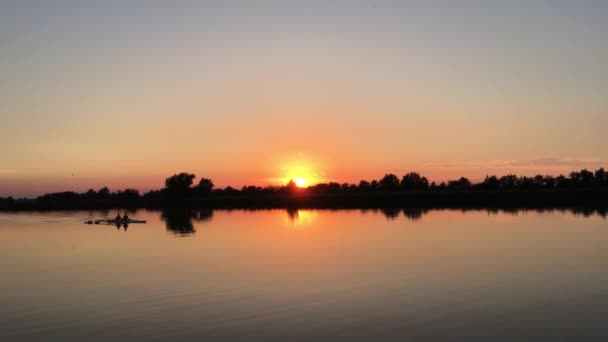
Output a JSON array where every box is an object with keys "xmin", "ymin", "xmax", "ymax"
[
  {"xmin": 197, "ymin": 208, "xmax": 214, "ymax": 222},
  {"xmin": 402, "ymin": 208, "xmax": 429, "ymax": 220},
  {"xmin": 161, "ymin": 209, "xmax": 195, "ymax": 236},
  {"xmin": 380, "ymin": 208, "xmax": 401, "ymax": 220},
  {"xmin": 572, "ymin": 207, "xmax": 605, "ymax": 218},
  {"xmin": 483, "ymin": 207, "xmax": 607, "ymax": 218},
  {"xmin": 157, "ymin": 207, "xmax": 605, "ymax": 233},
  {"xmin": 375, "ymin": 207, "xmax": 608, "ymax": 221},
  {"xmin": 160, "ymin": 208, "xmax": 214, "ymax": 236},
  {"xmin": 286, "ymin": 208, "xmax": 299, "ymax": 222},
  {"xmin": 378, "ymin": 208, "xmax": 428, "ymax": 220}
]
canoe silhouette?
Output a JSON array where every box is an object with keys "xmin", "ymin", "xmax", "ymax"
[{"xmin": 85, "ymin": 219, "xmax": 147, "ymax": 224}]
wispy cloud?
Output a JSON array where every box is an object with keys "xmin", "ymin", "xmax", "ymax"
[{"xmin": 0, "ymin": 169, "xmax": 16, "ymax": 174}]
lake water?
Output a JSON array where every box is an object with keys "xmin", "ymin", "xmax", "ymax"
[{"xmin": 1, "ymin": 209, "xmax": 607, "ymax": 341}]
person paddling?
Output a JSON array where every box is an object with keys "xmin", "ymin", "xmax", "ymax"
[
  {"xmin": 122, "ymin": 212, "xmax": 129, "ymax": 221},
  {"xmin": 115, "ymin": 213, "xmax": 122, "ymax": 221}
]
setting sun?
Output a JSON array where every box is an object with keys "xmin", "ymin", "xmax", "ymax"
[
  {"xmin": 294, "ymin": 177, "xmax": 307, "ymax": 188},
  {"xmin": 275, "ymin": 161, "xmax": 324, "ymax": 188}
]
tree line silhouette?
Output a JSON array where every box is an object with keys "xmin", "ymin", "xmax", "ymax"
[
  {"xmin": 1, "ymin": 168, "xmax": 607, "ymax": 210},
  {"xmin": 149, "ymin": 168, "xmax": 608, "ymax": 196}
]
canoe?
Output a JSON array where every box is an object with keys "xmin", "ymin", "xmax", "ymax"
[{"xmin": 86, "ymin": 219, "xmax": 147, "ymax": 224}]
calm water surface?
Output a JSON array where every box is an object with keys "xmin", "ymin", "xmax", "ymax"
[{"xmin": 1, "ymin": 209, "xmax": 607, "ymax": 341}]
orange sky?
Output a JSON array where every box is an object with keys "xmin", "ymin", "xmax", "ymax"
[{"xmin": 1, "ymin": 2, "xmax": 607, "ymax": 196}]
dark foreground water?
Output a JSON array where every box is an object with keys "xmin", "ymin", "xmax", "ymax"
[{"xmin": 1, "ymin": 209, "xmax": 607, "ymax": 341}]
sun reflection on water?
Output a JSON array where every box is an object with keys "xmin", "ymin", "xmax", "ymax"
[{"xmin": 284, "ymin": 209, "xmax": 317, "ymax": 227}]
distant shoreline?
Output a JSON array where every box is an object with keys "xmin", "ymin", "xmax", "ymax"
[
  {"xmin": 3, "ymin": 168, "xmax": 607, "ymax": 211},
  {"xmin": 2, "ymin": 189, "xmax": 607, "ymax": 211}
]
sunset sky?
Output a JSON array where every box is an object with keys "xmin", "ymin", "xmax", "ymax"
[{"xmin": 1, "ymin": 1, "xmax": 607, "ymax": 196}]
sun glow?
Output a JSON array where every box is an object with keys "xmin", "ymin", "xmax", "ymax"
[
  {"xmin": 275, "ymin": 162, "xmax": 324, "ymax": 188},
  {"xmin": 294, "ymin": 177, "xmax": 307, "ymax": 188},
  {"xmin": 272, "ymin": 154, "xmax": 327, "ymax": 188}
]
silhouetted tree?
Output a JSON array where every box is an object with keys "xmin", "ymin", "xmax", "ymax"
[
  {"xmin": 358, "ymin": 180, "xmax": 371, "ymax": 191},
  {"xmin": 114, "ymin": 189, "xmax": 140, "ymax": 200},
  {"xmin": 480, "ymin": 175, "xmax": 500, "ymax": 190},
  {"xmin": 370, "ymin": 180, "xmax": 379, "ymax": 190},
  {"xmin": 82, "ymin": 189, "xmax": 97, "ymax": 200},
  {"xmin": 341, "ymin": 183, "xmax": 354, "ymax": 192},
  {"xmin": 581, "ymin": 169, "xmax": 594, "ymax": 185},
  {"xmin": 448, "ymin": 177, "xmax": 472, "ymax": 190},
  {"xmin": 285, "ymin": 180, "xmax": 299, "ymax": 194},
  {"xmin": 328, "ymin": 182, "xmax": 341, "ymax": 192},
  {"xmin": 595, "ymin": 168, "xmax": 607, "ymax": 185},
  {"xmin": 437, "ymin": 182, "xmax": 447, "ymax": 190},
  {"xmin": 532, "ymin": 175, "xmax": 544, "ymax": 189},
  {"xmin": 98, "ymin": 187, "xmax": 111, "ymax": 199},
  {"xmin": 220, "ymin": 186, "xmax": 239, "ymax": 195},
  {"xmin": 555, "ymin": 174, "xmax": 569, "ymax": 188},
  {"xmin": 570, "ymin": 169, "xmax": 594, "ymax": 187},
  {"xmin": 308, "ymin": 183, "xmax": 326, "ymax": 193},
  {"xmin": 262, "ymin": 185, "xmax": 281, "ymax": 194},
  {"xmin": 499, "ymin": 175, "xmax": 518, "ymax": 190},
  {"xmin": 379, "ymin": 173, "xmax": 400, "ymax": 191},
  {"xmin": 195, "ymin": 177, "xmax": 214, "ymax": 194},
  {"xmin": 164, "ymin": 172, "xmax": 195, "ymax": 197},
  {"xmin": 143, "ymin": 189, "xmax": 162, "ymax": 199},
  {"xmin": 37, "ymin": 191, "xmax": 78, "ymax": 201},
  {"xmin": 519, "ymin": 176, "xmax": 534, "ymax": 190},
  {"xmin": 400, "ymin": 172, "xmax": 429, "ymax": 191},
  {"xmin": 541, "ymin": 175, "xmax": 556, "ymax": 189},
  {"xmin": 241, "ymin": 185, "xmax": 262, "ymax": 193}
]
